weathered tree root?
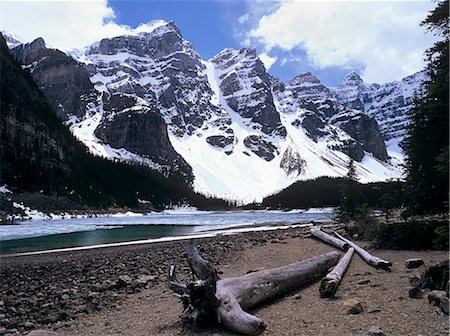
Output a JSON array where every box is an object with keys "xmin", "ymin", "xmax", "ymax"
[{"xmin": 168, "ymin": 240, "xmax": 341, "ymax": 335}]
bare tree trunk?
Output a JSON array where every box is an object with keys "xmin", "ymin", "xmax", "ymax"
[
  {"xmin": 319, "ymin": 247, "xmax": 354, "ymax": 297},
  {"xmin": 168, "ymin": 241, "xmax": 341, "ymax": 335},
  {"xmin": 310, "ymin": 228, "xmax": 349, "ymax": 251},
  {"xmin": 334, "ymin": 232, "xmax": 392, "ymax": 270}
]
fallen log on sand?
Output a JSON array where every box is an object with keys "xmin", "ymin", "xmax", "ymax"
[
  {"xmin": 319, "ymin": 247, "xmax": 354, "ymax": 298},
  {"xmin": 168, "ymin": 240, "xmax": 341, "ymax": 335},
  {"xmin": 310, "ymin": 228, "xmax": 349, "ymax": 251},
  {"xmin": 334, "ymin": 232, "xmax": 392, "ymax": 270}
]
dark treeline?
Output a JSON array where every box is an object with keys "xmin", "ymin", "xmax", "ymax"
[
  {"xmin": 250, "ymin": 177, "xmax": 404, "ymax": 210},
  {"xmin": 404, "ymin": 0, "xmax": 449, "ymax": 216},
  {"xmin": 0, "ymin": 34, "xmax": 231, "ymax": 211}
]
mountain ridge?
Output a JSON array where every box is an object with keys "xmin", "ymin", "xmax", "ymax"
[{"xmin": 4, "ymin": 21, "xmax": 425, "ymax": 202}]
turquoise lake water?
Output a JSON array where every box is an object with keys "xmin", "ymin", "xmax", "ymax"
[{"xmin": 0, "ymin": 210, "xmax": 334, "ymax": 255}]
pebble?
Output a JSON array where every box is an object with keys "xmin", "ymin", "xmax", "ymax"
[
  {"xmin": 368, "ymin": 307, "xmax": 382, "ymax": 313},
  {"xmin": 341, "ymin": 299, "xmax": 364, "ymax": 314},
  {"xmin": 362, "ymin": 325, "xmax": 385, "ymax": 336},
  {"xmin": 292, "ymin": 294, "xmax": 302, "ymax": 301}
]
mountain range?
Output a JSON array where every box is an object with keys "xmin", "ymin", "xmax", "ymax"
[{"xmin": 3, "ymin": 20, "xmax": 425, "ymax": 203}]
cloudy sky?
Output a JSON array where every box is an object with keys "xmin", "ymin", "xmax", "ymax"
[{"xmin": 1, "ymin": 0, "xmax": 437, "ymax": 86}]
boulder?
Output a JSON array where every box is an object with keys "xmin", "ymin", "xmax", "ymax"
[
  {"xmin": 419, "ymin": 260, "xmax": 449, "ymax": 291},
  {"xmin": 406, "ymin": 258, "xmax": 424, "ymax": 269},
  {"xmin": 427, "ymin": 290, "xmax": 447, "ymax": 305}
]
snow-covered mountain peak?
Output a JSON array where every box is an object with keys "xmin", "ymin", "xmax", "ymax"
[
  {"xmin": 133, "ymin": 19, "xmax": 171, "ymax": 35},
  {"xmin": 2, "ymin": 31, "xmax": 22, "ymax": 48},
  {"xmin": 340, "ymin": 71, "xmax": 365, "ymax": 86},
  {"xmin": 210, "ymin": 47, "xmax": 259, "ymax": 69},
  {"xmin": 286, "ymin": 71, "xmax": 331, "ymax": 101},
  {"xmin": 288, "ymin": 72, "xmax": 322, "ymax": 86}
]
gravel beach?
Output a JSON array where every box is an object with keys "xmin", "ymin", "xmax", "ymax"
[{"xmin": 0, "ymin": 226, "xmax": 448, "ymax": 336}]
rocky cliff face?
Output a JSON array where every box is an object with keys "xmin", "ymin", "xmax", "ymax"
[
  {"xmin": 11, "ymin": 38, "xmax": 97, "ymax": 120},
  {"xmin": 211, "ymin": 47, "xmax": 286, "ymax": 137},
  {"xmin": 5, "ymin": 20, "xmax": 424, "ymax": 202},
  {"xmin": 1, "ymin": 36, "xmax": 71, "ymax": 190},
  {"xmin": 333, "ymin": 71, "xmax": 425, "ymax": 142}
]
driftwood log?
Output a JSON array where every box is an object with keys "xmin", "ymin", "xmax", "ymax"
[
  {"xmin": 319, "ymin": 247, "xmax": 355, "ymax": 297},
  {"xmin": 168, "ymin": 240, "xmax": 341, "ymax": 335},
  {"xmin": 334, "ymin": 232, "xmax": 392, "ymax": 270},
  {"xmin": 310, "ymin": 228, "xmax": 349, "ymax": 251}
]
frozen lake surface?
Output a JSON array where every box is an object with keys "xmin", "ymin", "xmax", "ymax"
[{"xmin": 0, "ymin": 209, "xmax": 334, "ymax": 254}]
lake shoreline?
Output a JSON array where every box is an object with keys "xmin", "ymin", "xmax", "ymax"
[{"xmin": 0, "ymin": 219, "xmax": 336, "ymax": 256}]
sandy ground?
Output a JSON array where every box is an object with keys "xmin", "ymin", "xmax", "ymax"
[{"xmin": 51, "ymin": 233, "xmax": 449, "ymax": 336}]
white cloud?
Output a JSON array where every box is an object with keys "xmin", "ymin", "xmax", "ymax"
[
  {"xmin": 259, "ymin": 52, "xmax": 277, "ymax": 70},
  {"xmin": 0, "ymin": 0, "xmax": 133, "ymax": 50},
  {"xmin": 249, "ymin": 1, "xmax": 437, "ymax": 83}
]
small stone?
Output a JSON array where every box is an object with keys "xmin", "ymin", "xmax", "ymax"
[
  {"xmin": 292, "ymin": 294, "xmax": 302, "ymax": 301},
  {"xmin": 23, "ymin": 321, "xmax": 35, "ymax": 329},
  {"xmin": 136, "ymin": 275, "xmax": 157, "ymax": 286},
  {"xmin": 341, "ymin": 299, "xmax": 364, "ymax": 314},
  {"xmin": 60, "ymin": 294, "xmax": 70, "ymax": 301},
  {"xmin": 117, "ymin": 275, "xmax": 133, "ymax": 287},
  {"xmin": 362, "ymin": 325, "xmax": 385, "ymax": 336},
  {"xmin": 368, "ymin": 307, "xmax": 382, "ymax": 313},
  {"xmin": 357, "ymin": 279, "xmax": 371, "ymax": 285},
  {"xmin": 408, "ymin": 286, "xmax": 424, "ymax": 299},
  {"xmin": 87, "ymin": 292, "xmax": 100, "ymax": 300},
  {"xmin": 406, "ymin": 258, "xmax": 424, "ymax": 269}
]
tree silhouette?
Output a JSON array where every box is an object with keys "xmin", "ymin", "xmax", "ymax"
[{"xmin": 404, "ymin": 0, "xmax": 449, "ymax": 215}]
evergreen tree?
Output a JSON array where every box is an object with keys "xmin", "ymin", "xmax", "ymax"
[
  {"xmin": 338, "ymin": 158, "xmax": 359, "ymax": 221},
  {"xmin": 404, "ymin": 0, "xmax": 449, "ymax": 215}
]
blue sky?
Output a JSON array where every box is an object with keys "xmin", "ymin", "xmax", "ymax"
[{"xmin": 1, "ymin": 0, "xmax": 437, "ymax": 86}]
